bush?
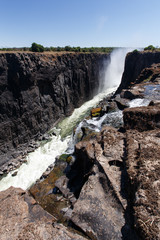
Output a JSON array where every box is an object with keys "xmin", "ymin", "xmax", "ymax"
[
  {"xmin": 31, "ymin": 42, "xmax": 44, "ymax": 52},
  {"xmin": 144, "ymin": 45, "xmax": 156, "ymax": 51},
  {"xmin": 132, "ymin": 49, "xmax": 140, "ymax": 54}
]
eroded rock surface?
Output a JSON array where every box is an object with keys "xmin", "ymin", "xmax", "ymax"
[
  {"xmin": 71, "ymin": 164, "xmax": 125, "ymax": 240},
  {"xmin": 54, "ymin": 127, "xmax": 137, "ymax": 239},
  {"xmin": 0, "ymin": 187, "xmax": 87, "ymax": 240},
  {"xmin": 126, "ymin": 129, "xmax": 160, "ymax": 240},
  {"xmin": 123, "ymin": 102, "xmax": 160, "ymax": 131},
  {"xmin": 123, "ymin": 100, "xmax": 160, "ymax": 240},
  {"xmin": 53, "ymin": 100, "xmax": 160, "ymax": 240}
]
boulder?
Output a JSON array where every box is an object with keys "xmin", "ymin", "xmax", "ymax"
[
  {"xmin": 120, "ymin": 89, "xmax": 140, "ymax": 100},
  {"xmin": 114, "ymin": 94, "xmax": 130, "ymax": 110}
]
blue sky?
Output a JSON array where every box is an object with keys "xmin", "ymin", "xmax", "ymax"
[{"xmin": 1, "ymin": 0, "xmax": 160, "ymax": 48}]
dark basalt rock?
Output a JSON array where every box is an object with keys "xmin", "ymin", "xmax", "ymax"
[
  {"xmin": 116, "ymin": 51, "xmax": 160, "ymax": 93},
  {"xmin": 0, "ymin": 52, "xmax": 110, "ymax": 166},
  {"xmin": 113, "ymin": 94, "xmax": 130, "ymax": 109}
]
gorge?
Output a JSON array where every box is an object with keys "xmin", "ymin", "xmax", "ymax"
[
  {"xmin": 0, "ymin": 49, "xmax": 160, "ymax": 240},
  {"xmin": 0, "ymin": 52, "xmax": 109, "ymax": 167}
]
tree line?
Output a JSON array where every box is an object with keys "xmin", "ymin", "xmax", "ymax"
[
  {"xmin": 1, "ymin": 43, "xmax": 159, "ymax": 53},
  {"xmin": 0, "ymin": 42, "xmax": 114, "ymax": 53}
]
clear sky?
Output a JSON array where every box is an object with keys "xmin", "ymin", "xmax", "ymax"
[{"xmin": 1, "ymin": 0, "xmax": 160, "ymax": 48}]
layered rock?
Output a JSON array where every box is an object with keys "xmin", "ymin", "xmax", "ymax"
[
  {"xmin": 0, "ymin": 52, "xmax": 109, "ymax": 166},
  {"xmin": 70, "ymin": 103, "xmax": 160, "ymax": 240},
  {"xmin": 118, "ymin": 64, "xmax": 160, "ymax": 239}
]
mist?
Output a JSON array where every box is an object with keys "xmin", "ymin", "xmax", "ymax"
[{"xmin": 99, "ymin": 48, "xmax": 133, "ymax": 92}]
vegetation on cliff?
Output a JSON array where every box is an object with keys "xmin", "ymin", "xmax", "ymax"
[
  {"xmin": 144, "ymin": 44, "xmax": 156, "ymax": 51},
  {"xmin": 0, "ymin": 42, "xmax": 114, "ymax": 53},
  {"xmin": 31, "ymin": 42, "xmax": 45, "ymax": 52},
  {"xmin": 1, "ymin": 43, "xmax": 160, "ymax": 54},
  {"xmin": 133, "ymin": 45, "xmax": 158, "ymax": 53}
]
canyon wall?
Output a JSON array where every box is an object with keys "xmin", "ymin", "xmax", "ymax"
[
  {"xmin": 0, "ymin": 52, "xmax": 109, "ymax": 166},
  {"xmin": 116, "ymin": 50, "xmax": 160, "ymax": 93}
]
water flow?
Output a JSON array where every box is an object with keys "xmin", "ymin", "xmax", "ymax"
[
  {"xmin": 99, "ymin": 48, "xmax": 133, "ymax": 92},
  {"xmin": 0, "ymin": 87, "xmax": 116, "ymax": 192},
  {"xmin": 0, "ymin": 48, "xmax": 130, "ymax": 192}
]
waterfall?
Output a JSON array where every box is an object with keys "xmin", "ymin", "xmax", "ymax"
[
  {"xmin": 0, "ymin": 49, "xmax": 131, "ymax": 192},
  {"xmin": 99, "ymin": 48, "xmax": 133, "ymax": 92}
]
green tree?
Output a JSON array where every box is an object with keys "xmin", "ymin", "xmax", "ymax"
[
  {"xmin": 31, "ymin": 42, "xmax": 44, "ymax": 52},
  {"xmin": 144, "ymin": 45, "xmax": 156, "ymax": 51}
]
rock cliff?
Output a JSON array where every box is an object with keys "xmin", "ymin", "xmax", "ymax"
[
  {"xmin": 0, "ymin": 52, "xmax": 109, "ymax": 166},
  {"xmin": 116, "ymin": 50, "xmax": 160, "ymax": 93}
]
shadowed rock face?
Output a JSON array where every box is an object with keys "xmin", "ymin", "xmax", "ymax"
[
  {"xmin": 116, "ymin": 51, "xmax": 160, "ymax": 93},
  {"xmin": 0, "ymin": 52, "xmax": 109, "ymax": 166}
]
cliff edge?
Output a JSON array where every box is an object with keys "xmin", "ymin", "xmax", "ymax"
[{"xmin": 116, "ymin": 50, "xmax": 160, "ymax": 93}]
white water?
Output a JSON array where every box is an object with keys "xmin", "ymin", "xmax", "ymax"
[
  {"xmin": 0, "ymin": 48, "xmax": 130, "ymax": 192},
  {"xmin": 0, "ymin": 133, "xmax": 70, "ymax": 191},
  {"xmin": 129, "ymin": 98, "xmax": 150, "ymax": 108},
  {"xmin": 99, "ymin": 48, "xmax": 133, "ymax": 91}
]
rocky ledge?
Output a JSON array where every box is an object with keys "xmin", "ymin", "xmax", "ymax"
[{"xmin": 0, "ymin": 187, "xmax": 87, "ymax": 240}]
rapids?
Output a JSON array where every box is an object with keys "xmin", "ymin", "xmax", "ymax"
[{"xmin": 0, "ymin": 88, "xmax": 116, "ymax": 191}]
